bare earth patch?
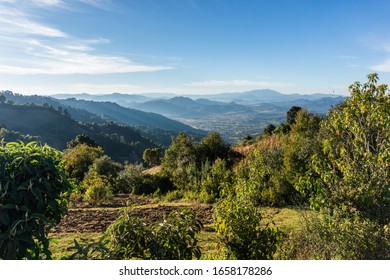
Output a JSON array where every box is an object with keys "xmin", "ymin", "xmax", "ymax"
[{"xmin": 51, "ymin": 196, "xmax": 214, "ymax": 234}]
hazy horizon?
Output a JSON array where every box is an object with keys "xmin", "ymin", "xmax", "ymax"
[{"xmin": 3, "ymin": 88, "xmax": 348, "ymax": 98}]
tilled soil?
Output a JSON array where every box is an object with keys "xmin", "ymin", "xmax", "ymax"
[{"xmin": 51, "ymin": 199, "xmax": 215, "ymax": 234}]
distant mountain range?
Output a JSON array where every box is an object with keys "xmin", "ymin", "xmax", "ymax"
[
  {"xmin": 52, "ymin": 90, "xmax": 345, "ymax": 142},
  {"xmin": 52, "ymin": 89, "xmax": 344, "ymax": 106},
  {"xmin": 2, "ymin": 89, "xmax": 346, "ymax": 144}
]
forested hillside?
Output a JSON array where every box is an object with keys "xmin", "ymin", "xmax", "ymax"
[
  {"xmin": 0, "ymin": 101, "xmax": 157, "ymax": 162},
  {"xmin": 1, "ymin": 91, "xmax": 207, "ymax": 144}
]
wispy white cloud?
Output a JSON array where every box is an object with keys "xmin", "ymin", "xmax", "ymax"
[
  {"xmin": 0, "ymin": 5, "xmax": 67, "ymax": 37},
  {"xmin": 371, "ymin": 59, "xmax": 390, "ymax": 72},
  {"xmin": 78, "ymin": 0, "xmax": 112, "ymax": 10},
  {"xmin": 0, "ymin": 1, "xmax": 171, "ymax": 75},
  {"xmin": 185, "ymin": 79, "xmax": 290, "ymax": 88},
  {"xmin": 361, "ymin": 35, "xmax": 390, "ymax": 72},
  {"xmin": 338, "ymin": 55, "xmax": 357, "ymax": 60},
  {"xmin": 30, "ymin": 0, "xmax": 63, "ymax": 6}
]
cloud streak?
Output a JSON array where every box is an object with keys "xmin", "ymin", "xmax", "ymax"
[
  {"xmin": 370, "ymin": 59, "xmax": 390, "ymax": 72},
  {"xmin": 0, "ymin": 0, "xmax": 171, "ymax": 75}
]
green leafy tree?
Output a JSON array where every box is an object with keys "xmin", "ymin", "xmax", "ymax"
[
  {"xmin": 87, "ymin": 155, "xmax": 123, "ymax": 179},
  {"xmin": 62, "ymin": 144, "xmax": 104, "ymax": 182},
  {"xmin": 296, "ymin": 74, "xmax": 390, "ymax": 259},
  {"xmin": 67, "ymin": 134, "xmax": 99, "ymax": 149},
  {"xmin": 215, "ymin": 172, "xmax": 285, "ymax": 259},
  {"xmin": 200, "ymin": 158, "xmax": 232, "ymax": 203},
  {"xmin": 116, "ymin": 163, "xmax": 144, "ymax": 194},
  {"xmin": 0, "ymin": 141, "xmax": 71, "ymax": 259},
  {"xmin": 142, "ymin": 148, "xmax": 162, "ymax": 167},
  {"xmin": 68, "ymin": 209, "xmax": 203, "ymax": 260},
  {"xmin": 263, "ymin": 124, "xmax": 276, "ymax": 135},
  {"xmin": 84, "ymin": 155, "xmax": 123, "ymax": 193},
  {"xmin": 197, "ymin": 131, "xmax": 230, "ymax": 164},
  {"xmin": 234, "ymin": 148, "xmax": 296, "ymax": 206},
  {"xmin": 286, "ymin": 106, "xmax": 302, "ymax": 125},
  {"xmin": 81, "ymin": 174, "xmax": 113, "ymax": 206},
  {"xmin": 310, "ymin": 74, "xmax": 389, "ymax": 222},
  {"xmin": 283, "ymin": 109, "xmax": 322, "ymax": 200},
  {"xmin": 161, "ymin": 133, "xmax": 196, "ymax": 189}
]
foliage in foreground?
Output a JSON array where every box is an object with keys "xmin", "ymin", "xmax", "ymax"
[
  {"xmin": 294, "ymin": 73, "xmax": 390, "ymax": 259},
  {"xmin": 0, "ymin": 141, "xmax": 71, "ymax": 259},
  {"xmin": 67, "ymin": 209, "xmax": 203, "ymax": 260},
  {"xmin": 215, "ymin": 167, "xmax": 286, "ymax": 259},
  {"xmin": 216, "ymin": 197, "xmax": 285, "ymax": 259}
]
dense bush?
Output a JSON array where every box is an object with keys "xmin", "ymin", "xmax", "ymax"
[
  {"xmin": 142, "ymin": 147, "xmax": 162, "ymax": 167},
  {"xmin": 161, "ymin": 131, "xmax": 239, "ymax": 200},
  {"xmin": 215, "ymin": 189, "xmax": 285, "ymax": 259},
  {"xmin": 81, "ymin": 175, "xmax": 113, "ymax": 206},
  {"xmin": 62, "ymin": 143, "xmax": 104, "ymax": 182},
  {"xmin": 161, "ymin": 132, "xmax": 197, "ymax": 190},
  {"xmin": 200, "ymin": 158, "xmax": 233, "ymax": 203},
  {"xmin": 140, "ymin": 173, "xmax": 174, "ymax": 195},
  {"xmin": 116, "ymin": 163, "xmax": 144, "ymax": 194},
  {"xmin": 106, "ymin": 209, "xmax": 202, "ymax": 260},
  {"xmin": 234, "ymin": 148, "xmax": 298, "ymax": 207},
  {"xmin": 295, "ymin": 74, "xmax": 390, "ymax": 259},
  {"xmin": 68, "ymin": 209, "xmax": 203, "ymax": 260},
  {"xmin": 0, "ymin": 141, "xmax": 71, "ymax": 259}
]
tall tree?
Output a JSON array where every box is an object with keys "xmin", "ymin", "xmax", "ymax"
[
  {"xmin": 286, "ymin": 106, "xmax": 302, "ymax": 125},
  {"xmin": 295, "ymin": 74, "xmax": 390, "ymax": 259},
  {"xmin": 197, "ymin": 131, "xmax": 230, "ymax": 164},
  {"xmin": 161, "ymin": 132, "xmax": 196, "ymax": 189}
]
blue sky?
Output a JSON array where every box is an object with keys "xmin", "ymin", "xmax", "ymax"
[{"xmin": 1, "ymin": 0, "xmax": 390, "ymax": 95}]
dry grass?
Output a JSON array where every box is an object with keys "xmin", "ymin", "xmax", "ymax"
[
  {"xmin": 234, "ymin": 134, "xmax": 283, "ymax": 156},
  {"xmin": 142, "ymin": 165, "xmax": 162, "ymax": 175}
]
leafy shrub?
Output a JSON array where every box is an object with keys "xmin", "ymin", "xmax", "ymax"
[
  {"xmin": 116, "ymin": 163, "xmax": 144, "ymax": 194},
  {"xmin": 0, "ymin": 141, "xmax": 71, "ymax": 259},
  {"xmin": 295, "ymin": 73, "xmax": 390, "ymax": 259},
  {"xmin": 200, "ymin": 158, "xmax": 232, "ymax": 203},
  {"xmin": 88, "ymin": 155, "xmax": 123, "ymax": 180},
  {"xmin": 215, "ymin": 169, "xmax": 285, "ymax": 260},
  {"xmin": 62, "ymin": 144, "xmax": 104, "ymax": 182},
  {"xmin": 140, "ymin": 173, "xmax": 174, "ymax": 195},
  {"xmin": 142, "ymin": 147, "xmax": 162, "ymax": 167},
  {"xmin": 161, "ymin": 132, "xmax": 197, "ymax": 190},
  {"xmin": 279, "ymin": 213, "xmax": 390, "ymax": 260},
  {"xmin": 234, "ymin": 148, "xmax": 298, "ymax": 206},
  {"xmin": 81, "ymin": 175, "xmax": 113, "ymax": 206},
  {"xmin": 68, "ymin": 209, "xmax": 203, "ymax": 260},
  {"xmin": 86, "ymin": 155, "xmax": 123, "ymax": 193},
  {"xmin": 215, "ymin": 197, "xmax": 285, "ymax": 259}
]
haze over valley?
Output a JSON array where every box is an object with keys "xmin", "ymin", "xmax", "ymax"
[{"xmin": 51, "ymin": 89, "xmax": 344, "ymax": 142}]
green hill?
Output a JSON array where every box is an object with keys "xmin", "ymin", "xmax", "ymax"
[{"xmin": 0, "ymin": 102, "xmax": 158, "ymax": 163}]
